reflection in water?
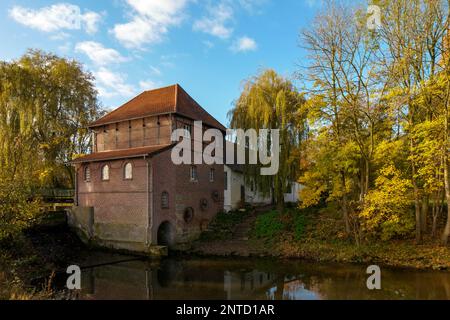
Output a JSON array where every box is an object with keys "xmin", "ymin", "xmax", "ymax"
[{"xmin": 70, "ymin": 258, "xmax": 450, "ymax": 300}]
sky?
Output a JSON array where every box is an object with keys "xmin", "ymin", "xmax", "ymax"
[{"xmin": 0, "ymin": 0, "xmax": 324, "ymax": 127}]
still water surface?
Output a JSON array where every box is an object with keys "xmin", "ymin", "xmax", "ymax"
[{"xmin": 59, "ymin": 256, "xmax": 450, "ymax": 300}]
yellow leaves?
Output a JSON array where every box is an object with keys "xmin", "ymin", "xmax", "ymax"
[{"xmin": 360, "ymin": 164, "xmax": 414, "ymax": 241}]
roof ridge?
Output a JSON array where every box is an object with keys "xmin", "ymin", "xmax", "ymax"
[
  {"xmin": 92, "ymin": 90, "xmax": 147, "ymax": 126},
  {"xmin": 174, "ymin": 83, "xmax": 179, "ymax": 113},
  {"xmin": 175, "ymin": 84, "xmax": 226, "ymax": 130}
]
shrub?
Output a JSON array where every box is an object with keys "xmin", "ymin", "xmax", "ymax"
[
  {"xmin": 253, "ymin": 210, "xmax": 285, "ymax": 239},
  {"xmin": 293, "ymin": 213, "xmax": 307, "ymax": 241},
  {"xmin": 359, "ymin": 165, "xmax": 415, "ymax": 241},
  {"xmin": 0, "ymin": 180, "xmax": 42, "ymax": 242}
]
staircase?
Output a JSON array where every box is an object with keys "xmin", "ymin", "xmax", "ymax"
[{"xmin": 232, "ymin": 204, "xmax": 274, "ymax": 241}]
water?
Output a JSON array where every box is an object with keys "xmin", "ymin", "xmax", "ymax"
[{"xmin": 56, "ymin": 256, "xmax": 450, "ymax": 300}]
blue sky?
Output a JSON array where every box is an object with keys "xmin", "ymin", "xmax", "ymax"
[{"xmin": 0, "ymin": 0, "xmax": 323, "ymax": 126}]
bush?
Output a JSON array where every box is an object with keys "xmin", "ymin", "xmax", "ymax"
[
  {"xmin": 253, "ymin": 208, "xmax": 310, "ymax": 241},
  {"xmin": 0, "ymin": 180, "xmax": 42, "ymax": 242},
  {"xmin": 254, "ymin": 210, "xmax": 284, "ymax": 239},
  {"xmin": 293, "ymin": 213, "xmax": 307, "ymax": 241},
  {"xmin": 359, "ymin": 165, "xmax": 415, "ymax": 241}
]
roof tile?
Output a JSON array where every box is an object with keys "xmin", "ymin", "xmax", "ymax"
[
  {"xmin": 90, "ymin": 84, "xmax": 226, "ymax": 131},
  {"xmin": 71, "ymin": 144, "xmax": 173, "ymax": 163}
]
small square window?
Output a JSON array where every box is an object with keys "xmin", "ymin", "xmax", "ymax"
[
  {"xmin": 183, "ymin": 124, "xmax": 192, "ymax": 138},
  {"xmin": 161, "ymin": 191, "xmax": 169, "ymax": 209},
  {"xmin": 190, "ymin": 166, "xmax": 198, "ymax": 181}
]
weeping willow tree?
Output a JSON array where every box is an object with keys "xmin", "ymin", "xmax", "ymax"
[
  {"xmin": 0, "ymin": 50, "xmax": 100, "ymax": 240},
  {"xmin": 228, "ymin": 69, "xmax": 307, "ymax": 212},
  {"xmin": 0, "ymin": 49, "xmax": 99, "ymax": 187}
]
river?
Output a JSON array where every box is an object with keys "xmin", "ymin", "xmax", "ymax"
[{"xmin": 50, "ymin": 254, "xmax": 450, "ymax": 300}]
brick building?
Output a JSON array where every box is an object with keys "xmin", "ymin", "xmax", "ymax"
[{"xmin": 69, "ymin": 84, "xmax": 225, "ymax": 254}]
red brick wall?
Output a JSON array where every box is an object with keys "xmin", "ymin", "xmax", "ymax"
[
  {"xmin": 78, "ymin": 115, "xmax": 225, "ymax": 250},
  {"xmin": 151, "ymin": 149, "xmax": 224, "ymax": 245},
  {"xmin": 77, "ymin": 158, "xmax": 149, "ymax": 244},
  {"xmin": 76, "ymin": 150, "xmax": 224, "ymax": 247}
]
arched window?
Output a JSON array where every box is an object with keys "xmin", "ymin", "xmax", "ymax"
[
  {"xmin": 124, "ymin": 162, "xmax": 133, "ymax": 180},
  {"xmin": 101, "ymin": 164, "xmax": 110, "ymax": 181},
  {"xmin": 84, "ymin": 166, "xmax": 91, "ymax": 182},
  {"xmin": 161, "ymin": 191, "xmax": 169, "ymax": 209}
]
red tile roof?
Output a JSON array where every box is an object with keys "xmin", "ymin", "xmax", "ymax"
[
  {"xmin": 71, "ymin": 144, "xmax": 174, "ymax": 163},
  {"xmin": 90, "ymin": 84, "xmax": 226, "ymax": 131}
]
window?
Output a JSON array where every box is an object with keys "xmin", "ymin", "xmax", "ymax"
[
  {"xmin": 124, "ymin": 162, "xmax": 133, "ymax": 180},
  {"xmin": 161, "ymin": 191, "xmax": 169, "ymax": 209},
  {"xmin": 224, "ymin": 172, "xmax": 228, "ymax": 190},
  {"xmin": 84, "ymin": 166, "xmax": 91, "ymax": 182},
  {"xmin": 101, "ymin": 165, "xmax": 110, "ymax": 181},
  {"xmin": 183, "ymin": 124, "xmax": 191, "ymax": 138},
  {"xmin": 190, "ymin": 166, "xmax": 198, "ymax": 181},
  {"xmin": 209, "ymin": 168, "xmax": 215, "ymax": 182}
]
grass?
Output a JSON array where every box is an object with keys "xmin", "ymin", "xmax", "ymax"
[
  {"xmin": 252, "ymin": 207, "xmax": 312, "ymax": 242},
  {"xmin": 247, "ymin": 204, "xmax": 450, "ymax": 270}
]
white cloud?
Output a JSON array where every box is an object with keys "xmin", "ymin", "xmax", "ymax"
[
  {"xmin": 50, "ymin": 32, "xmax": 70, "ymax": 41},
  {"xmin": 9, "ymin": 3, "xmax": 102, "ymax": 34},
  {"xmin": 75, "ymin": 41, "xmax": 127, "ymax": 66},
  {"xmin": 81, "ymin": 11, "xmax": 102, "ymax": 34},
  {"xmin": 94, "ymin": 67, "xmax": 135, "ymax": 99},
  {"xmin": 112, "ymin": 0, "xmax": 190, "ymax": 49},
  {"xmin": 149, "ymin": 66, "xmax": 162, "ymax": 76},
  {"xmin": 193, "ymin": 2, "xmax": 234, "ymax": 39},
  {"xmin": 230, "ymin": 36, "xmax": 257, "ymax": 52},
  {"xmin": 238, "ymin": 0, "xmax": 268, "ymax": 13},
  {"xmin": 139, "ymin": 80, "xmax": 158, "ymax": 91}
]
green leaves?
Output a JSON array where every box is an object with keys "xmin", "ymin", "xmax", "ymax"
[{"xmin": 0, "ymin": 49, "xmax": 100, "ymax": 187}]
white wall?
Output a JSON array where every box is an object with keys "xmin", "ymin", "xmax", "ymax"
[
  {"xmin": 224, "ymin": 165, "xmax": 304, "ymax": 211},
  {"xmin": 224, "ymin": 166, "xmax": 245, "ymax": 212},
  {"xmin": 284, "ymin": 182, "xmax": 303, "ymax": 203}
]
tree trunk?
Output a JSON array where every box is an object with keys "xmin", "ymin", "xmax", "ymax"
[
  {"xmin": 411, "ymin": 139, "xmax": 422, "ymax": 243},
  {"xmin": 341, "ymin": 171, "xmax": 350, "ymax": 233},
  {"xmin": 276, "ymin": 192, "xmax": 285, "ymax": 214},
  {"xmin": 365, "ymin": 157, "xmax": 370, "ymax": 197},
  {"xmin": 275, "ymin": 176, "xmax": 284, "ymax": 213},
  {"xmin": 421, "ymin": 195, "xmax": 429, "ymax": 234},
  {"xmin": 442, "ymin": 159, "xmax": 450, "ymax": 245},
  {"xmin": 432, "ymin": 194, "xmax": 438, "ymax": 238}
]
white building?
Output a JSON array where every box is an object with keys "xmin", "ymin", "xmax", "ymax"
[{"xmin": 223, "ymin": 164, "xmax": 303, "ymax": 212}]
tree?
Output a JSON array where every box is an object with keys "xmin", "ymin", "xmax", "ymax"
[
  {"xmin": 228, "ymin": 69, "xmax": 307, "ymax": 212},
  {"xmin": 300, "ymin": 1, "xmax": 387, "ymax": 233},
  {"xmin": 0, "ymin": 49, "xmax": 100, "ymax": 188},
  {"xmin": 378, "ymin": 0, "xmax": 448, "ymax": 243},
  {"xmin": 0, "ymin": 49, "xmax": 100, "ymax": 239}
]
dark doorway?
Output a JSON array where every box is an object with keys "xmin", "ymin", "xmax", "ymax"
[
  {"xmin": 157, "ymin": 221, "xmax": 175, "ymax": 247},
  {"xmin": 240, "ymin": 185, "xmax": 245, "ymax": 202}
]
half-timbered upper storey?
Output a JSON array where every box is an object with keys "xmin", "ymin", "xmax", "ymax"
[{"xmin": 88, "ymin": 84, "xmax": 226, "ymax": 153}]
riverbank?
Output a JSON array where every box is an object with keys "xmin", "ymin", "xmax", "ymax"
[
  {"xmin": 2, "ymin": 206, "xmax": 450, "ymax": 300},
  {"xmin": 190, "ymin": 206, "xmax": 450, "ymax": 270}
]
